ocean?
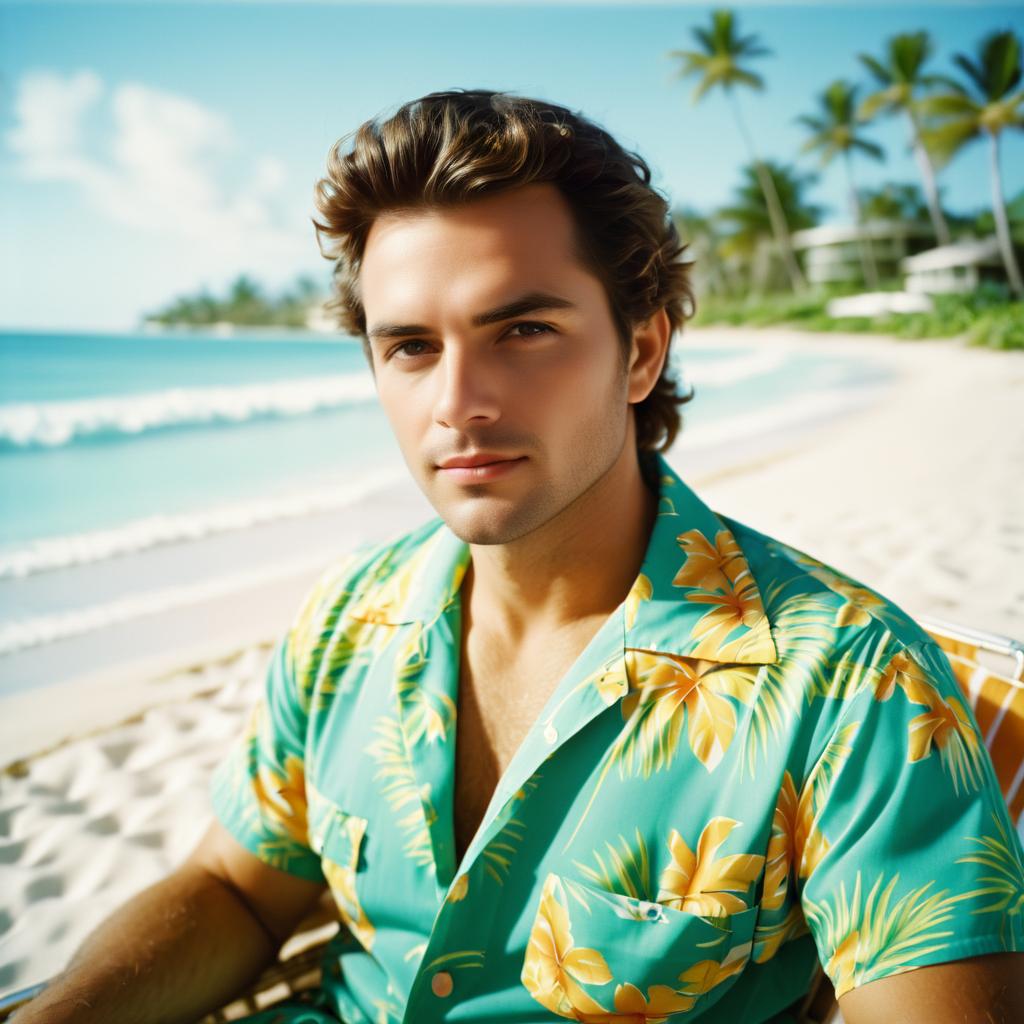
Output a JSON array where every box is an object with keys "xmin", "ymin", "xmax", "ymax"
[{"xmin": 0, "ymin": 327, "xmax": 894, "ymax": 692}]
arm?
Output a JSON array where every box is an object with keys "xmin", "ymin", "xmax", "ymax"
[
  {"xmin": 838, "ymin": 950, "xmax": 1024, "ymax": 1024},
  {"xmin": 14, "ymin": 819, "xmax": 327, "ymax": 1024}
]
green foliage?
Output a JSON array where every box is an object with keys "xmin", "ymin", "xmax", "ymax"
[
  {"xmin": 967, "ymin": 304, "xmax": 1024, "ymax": 350},
  {"xmin": 691, "ymin": 283, "xmax": 1022, "ymax": 349},
  {"xmin": 145, "ymin": 273, "xmax": 325, "ymax": 329}
]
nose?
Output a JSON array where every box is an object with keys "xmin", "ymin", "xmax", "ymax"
[{"xmin": 432, "ymin": 345, "xmax": 501, "ymax": 430}]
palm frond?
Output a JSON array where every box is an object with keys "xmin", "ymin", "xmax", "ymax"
[
  {"xmin": 574, "ymin": 828, "xmax": 654, "ymax": 901},
  {"xmin": 858, "ymin": 53, "xmax": 891, "ymax": 86},
  {"xmin": 952, "ymin": 53, "xmax": 991, "ymax": 99},
  {"xmin": 366, "ymin": 714, "xmax": 434, "ymax": 869}
]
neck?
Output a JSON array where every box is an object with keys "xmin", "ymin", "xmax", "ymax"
[{"xmin": 461, "ymin": 446, "xmax": 659, "ymax": 646}]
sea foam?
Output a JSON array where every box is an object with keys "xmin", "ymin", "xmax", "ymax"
[
  {"xmin": 0, "ymin": 373, "xmax": 377, "ymax": 449},
  {"xmin": 0, "ymin": 464, "xmax": 408, "ymax": 579}
]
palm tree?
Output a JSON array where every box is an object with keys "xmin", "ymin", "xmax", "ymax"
[
  {"xmin": 668, "ymin": 8, "xmax": 808, "ymax": 292},
  {"xmin": 918, "ymin": 30, "xmax": 1024, "ymax": 298},
  {"xmin": 716, "ymin": 159, "xmax": 822, "ymax": 291},
  {"xmin": 859, "ymin": 181, "xmax": 930, "ymax": 225},
  {"xmin": 673, "ymin": 205, "xmax": 742, "ymax": 297},
  {"xmin": 857, "ymin": 31, "xmax": 954, "ymax": 246},
  {"xmin": 797, "ymin": 80, "xmax": 885, "ymax": 289}
]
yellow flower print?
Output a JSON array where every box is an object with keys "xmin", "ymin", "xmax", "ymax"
[
  {"xmin": 765, "ymin": 720, "xmax": 862, "ymax": 904},
  {"xmin": 785, "ymin": 550, "xmax": 891, "ymax": 629},
  {"xmin": 246, "ymin": 705, "xmax": 310, "ymax": 847},
  {"xmin": 620, "ymin": 652, "xmax": 759, "ymax": 775},
  {"xmin": 624, "ymin": 573, "xmax": 653, "ymax": 630},
  {"xmin": 753, "ymin": 904, "xmax": 810, "ymax": 965},
  {"xmin": 522, "ymin": 875, "xmax": 612, "ymax": 1018},
  {"xmin": 678, "ymin": 937, "xmax": 752, "ymax": 994},
  {"xmin": 756, "ymin": 768, "xmax": 831, "ymax": 964},
  {"xmin": 670, "ymin": 529, "xmax": 774, "ymax": 662},
  {"xmin": 761, "ymin": 772, "xmax": 798, "ymax": 912},
  {"xmin": 657, "ymin": 817, "xmax": 765, "ymax": 919},
  {"xmin": 876, "ymin": 650, "xmax": 985, "ymax": 793},
  {"xmin": 671, "ymin": 529, "xmax": 746, "ymax": 592},
  {"xmin": 578, "ymin": 983, "xmax": 697, "ymax": 1023},
  {"xmin": 321, "ymin": 830, "xmax": 376, "ymax": 953}
]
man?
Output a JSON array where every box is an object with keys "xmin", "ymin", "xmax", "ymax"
[{"xmin": 20, "ymin": 90, "xmax": 1024, "ymax": 1024}]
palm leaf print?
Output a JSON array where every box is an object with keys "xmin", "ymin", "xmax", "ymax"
[
  {"xmin": 481, "ymin": 814, "xmax": 528, "ymax": 885},
  {"xmin": 957, "ymin": 810, "xmax": 1024, "ymax": 949},
  {"xmin": 574, "ymin": 828, "xmax": 654, "ymax": 902},
  {"xmin": 777, "ymin": 543, "xmax": 907, "ymax": 633},
  {"xmin": 366, "ymin": 714, "xmax": 434, "ymax": 869},
  {"xmin": 290, "ymin": 579, "xmax": 359, "ymax": 713},
  {"xmin": 393, "ymin": 620, "xmax": 457, "ymax": 746},
  {"xmin": 803, "ymin": 871, "xmax": 963, "ymax": 998},
  {"xmin": 817, "ymin": 629, "xmax": 892, "ymax": 704},
  {"xmin": 742, "ymin": 580, "xmax": 839, "ymax": 777}
]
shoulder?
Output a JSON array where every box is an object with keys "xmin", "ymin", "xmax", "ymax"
[
  {"xmin": 717, "ymin": 512, "xmax": 969, "ymax": 762},
  {"xmin": 284, "ymin": 516, "xmax": 448, "ymax": 701},
  {"xmin": 721, "ymin": 511, "xmax": 936, "ymax": 655}
]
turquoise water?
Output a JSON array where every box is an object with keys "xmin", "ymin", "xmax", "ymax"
[{"xmin": 0, "ymin": 328, "xmax": 891, "ymax": 554}]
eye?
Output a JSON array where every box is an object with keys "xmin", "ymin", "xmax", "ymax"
[
  {"xmin": 387, "ymin": 340, "xmax": 432, "ymax": 360},
  {"xmin": 507, "ymin": 321, "xmax": 554, "ymax": 338},
  {"xmin": 385, "ymin": 322, "xmax": 553, "ymax": 361}
]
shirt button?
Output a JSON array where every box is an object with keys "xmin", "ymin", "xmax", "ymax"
[{"xmin": 431, "ymin": 971, "xmax": 454, "ymax": 997}]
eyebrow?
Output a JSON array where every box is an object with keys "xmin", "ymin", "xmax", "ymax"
[{"xmin": 366, "ymin": 291, "xmax": 578, "ymax": 343}]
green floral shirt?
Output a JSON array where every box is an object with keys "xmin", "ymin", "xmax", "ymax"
[{"xmin": 209, "ymin": 450, "xmax": 1024, "ymax": 1023}]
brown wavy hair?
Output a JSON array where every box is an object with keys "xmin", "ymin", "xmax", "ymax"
[{"xmin": 311, "ymin": 88, "xmax": 696, "ymax": 454}]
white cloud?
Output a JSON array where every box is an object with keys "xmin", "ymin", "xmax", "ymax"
[{"xmin": 5, "ymin": 69, "xmax": 312, "ymax": 284}]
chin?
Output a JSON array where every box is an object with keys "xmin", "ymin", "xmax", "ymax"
[{"xmin": 436, "ymin": 497, "xmax": 545, "ymax": 547}]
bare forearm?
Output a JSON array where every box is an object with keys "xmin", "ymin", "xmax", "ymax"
[{"xmin": 15, "ymin": 865, "xmax": 279, "ymax": 1024}]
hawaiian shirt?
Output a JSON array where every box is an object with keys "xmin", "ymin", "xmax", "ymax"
[{"xmin": 208, "ymin": 449, "xmax": 1024, "ymax": 1024}]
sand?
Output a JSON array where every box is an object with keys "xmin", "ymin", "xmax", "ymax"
[{"xmin": 1, "ymin": 326, "xmax": 1021, "ymax": 1007}]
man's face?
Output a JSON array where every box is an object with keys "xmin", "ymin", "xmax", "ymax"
[{"xmin": 360, "ymin": 182, "xmax": 637, "ymax": 546}]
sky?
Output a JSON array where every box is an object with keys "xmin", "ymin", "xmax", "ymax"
[{"xmin": 2, "ymin": 1, "xmax": 1023, "ymax": 332}]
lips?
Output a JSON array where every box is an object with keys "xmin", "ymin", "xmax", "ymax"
[
  {"xmin": 436, "ymin": 455, "xmax": 528, "ymax": 482},
  {"xmin": 437, "ymin": 454, "xmax": 523, "ymax": 469}
]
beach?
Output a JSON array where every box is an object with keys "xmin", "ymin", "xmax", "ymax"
[{"xmin": 1, "ymin": 325, "xmax": 1022, "ymax": 1004}]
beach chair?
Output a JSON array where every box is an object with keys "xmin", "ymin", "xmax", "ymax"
[{"xmin": 2, "ymin": 615, "xmax": 1021, "ymax": 1024}]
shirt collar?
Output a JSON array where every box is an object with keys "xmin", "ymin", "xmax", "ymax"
[{"xmin": 352, "ymin": 451, "xmax": 777, "ymax": 666}]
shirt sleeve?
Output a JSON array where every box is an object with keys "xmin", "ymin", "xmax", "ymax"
[
  {"xmin": 208, "ymin": 628, "xmax": 326, "ymax": 881},
  {"xmin": 796, "ymin": 636, "xmax": 1024, "ymax": 999},
  {"xmin": 207, "ymin": 546, "xmax": 377, "ymax": 881}
]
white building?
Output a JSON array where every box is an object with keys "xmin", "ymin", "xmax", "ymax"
[
  {"xmin": 901, "ymin": 236, "xmax": 1006, "ymax": 295},
  {"xmin": 791, "ymin": 221, "xmax": 934, "ymax": 286}
]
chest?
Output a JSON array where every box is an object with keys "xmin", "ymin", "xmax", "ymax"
[{"xmin": 451, "ymin": 625, "xmax": 603, "ymax": 862}]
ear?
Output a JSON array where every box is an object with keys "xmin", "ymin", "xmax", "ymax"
[{"xmin": 626, "ymin": 307, "xmax": 672, "ymax": 405}]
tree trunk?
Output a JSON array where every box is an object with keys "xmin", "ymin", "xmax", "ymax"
[
  {"xmin": 842, "ymin": 151, "xmax": 880, "ymax": 290},
  {"xmin": 727, "ymin": 90, "xmax": 808, "ymax": 293},
  {"xmin": 988, "ymin": 130, "xmax": 1024, "ymax": 299},
  {"xmin": 907, "ymin": 108, "xmax": 951, "ymax": 247}
]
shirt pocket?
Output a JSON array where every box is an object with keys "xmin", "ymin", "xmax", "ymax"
[
  {"xmin": 307, "ymin": 789, "xmax": 376, "ymax": 953},
  {"xmin": 521, "ymin": 872, "xmax": 758, "ymax": 1020}
]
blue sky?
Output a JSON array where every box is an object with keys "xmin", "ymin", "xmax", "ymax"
[{"xmin": 2, "ymin": 1, "xmax": 1022, "ymax": 331}]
